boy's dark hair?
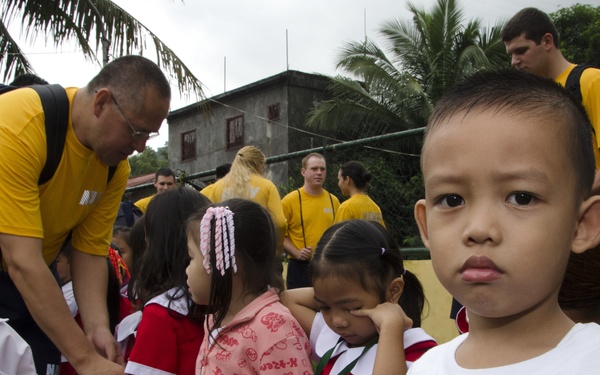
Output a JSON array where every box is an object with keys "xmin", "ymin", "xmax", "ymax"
[
  {"xmin": 339, "ymin": 161, "xmax": 373, "ymax": 190},
  {"xmin": 187, "ymin": 198, "xmax": 283, "ymax": 332},
  {"xmin": 135, "ymin": 187, "xmax": 210, "ymax": 322},
  {"xmin": 425, "ymin": 69, "xmax": 595, "ymax": 200},
  {"xmin": 309, "ymin": 220, "xmax": 426, "ymax": 327},
  {"xmin": 155, "ymin": 167, "xmax": 176, "ymax": 180},
  {"xmin": 501, "ymin": 7, "xmax": 560, "ymax": 48}
]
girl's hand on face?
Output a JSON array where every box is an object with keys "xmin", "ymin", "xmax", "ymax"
[{"xmin": 351, "ymin": 302, "xmax": 413, "ymax": 335}]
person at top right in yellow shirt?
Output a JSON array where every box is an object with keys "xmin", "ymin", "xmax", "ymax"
[
  {"xmin": 334, "ymin": 160, "xmax": 385, "ymax": 227},
  {"xmin": 502, "ymin": 7, "xmax": 600, "ymax": 194}
]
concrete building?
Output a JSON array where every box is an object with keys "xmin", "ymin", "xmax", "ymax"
[{"xmin": 166, "ymin": 70, "xmax": 331, "ymax": 187}]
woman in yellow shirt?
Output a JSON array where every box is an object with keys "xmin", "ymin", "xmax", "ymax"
[
  {"xmin": 200, "ymin": 146, "xmax": 286, "ymax": 253},
  {"xmin": 334, "ymin": 160, "xmax": 385, "ymax": 226}
]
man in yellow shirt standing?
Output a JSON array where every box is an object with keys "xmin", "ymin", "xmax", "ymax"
[
  {"xmin": 0, "ymin": 56, "xmax": 171, "ymax": 375},
  {"xmin": 282, "ymin": 153, "xmax": 340, "ymax": 289},
  {"xmin": 134, "ymin": 168, "xmax": 177, "ymax": 213},
  {"xmin": 503, "ymin": 7, "xmax": 600, "ymax": 193}
]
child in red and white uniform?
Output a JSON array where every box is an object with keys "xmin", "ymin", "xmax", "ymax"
[
  {"xmin": 186, "ymin": 199, "xmax": 313, "ymax": 375},
  {"xmin": 283, "ymin": 220, "xmax": 436, "ymax": 375},
  {"xmin": 118, "ymin": 187, "xmax": 210, "ymax": 375}
]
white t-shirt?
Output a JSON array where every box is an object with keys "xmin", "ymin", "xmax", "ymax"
[
  {"xmin": 408, "ymin": 323, "xmax": 600, "ymax": 375},
  {"xmin": 0, "ymin": 318, "xmax": 36, "ymax": 375}
]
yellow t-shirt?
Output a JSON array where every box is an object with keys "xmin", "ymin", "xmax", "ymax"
[
  {"xmin": 334, "ymin": 194, "xmax": 385, "ymax": 227},
  {"xmin": 555, "ymin": 64, "xmax": 600, "ymax": 168},
  {"xmin": 281, "ymin": 188, "xmax": 340, "ymax": 255},
  {"xmin": 134, "ymin": 194, "xmax": 155, "ymax": 214},
  {"xmin": 200, "ymin": 174, "xmax": 287, "ymax": 242},
  {"xmin": 0, "ymin": 87, "xmax": 130, "ymax": 267}
]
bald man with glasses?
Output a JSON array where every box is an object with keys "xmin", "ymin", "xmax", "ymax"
[{"xmin": 0, "ymin": 55, "xmax": 170, "ymax": 375}]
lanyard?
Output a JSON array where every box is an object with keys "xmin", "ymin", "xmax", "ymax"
[{"xmin": 314, "ymin": 336, "xmax": 378, "ymax": 375}]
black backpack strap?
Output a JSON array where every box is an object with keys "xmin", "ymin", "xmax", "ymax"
[
  {"xmin": 297, "ymin": 189, "xmax": 307, "ymax": 249},
  {"xmin": 565, "ymin": 64, "xmax": 594, "ymax": 104},
  {"xmin": 107, "ymin": 165, "xmax": 118, "ymax": 184},
  {"xmin": 31, "ymin": 84, "xmax": 69, "ymax": 185}
]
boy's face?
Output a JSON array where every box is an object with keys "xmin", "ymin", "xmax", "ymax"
[{"xmin": 415, "ymin": 109, "xmax": 581, "ymax": 320}]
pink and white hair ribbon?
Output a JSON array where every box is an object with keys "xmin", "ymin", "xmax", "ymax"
[{"xmin": 199, "ymin": 206, "xmax": 237, "ymax": 276}]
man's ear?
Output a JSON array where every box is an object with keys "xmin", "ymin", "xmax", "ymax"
[
  {"xmin": 572, "ymin": 195, "xmax": 600, "ymax": 254},
  {"xmin": 386, "ymin": 277, "xmax": 405, "ymax": 304},
  {"xmin": 92, "ymin": 88, "xmax": 111, "ymax": 118},
  {"xmin": 414, "ymin": 199, "xmax": 431, "ymax": 250},
  {"xmin": 541, "ymin": 32, "xmax": 555, "ymax": 51}
]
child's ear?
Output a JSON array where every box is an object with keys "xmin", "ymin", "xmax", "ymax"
[
  {"xmin": 572, "ymin": 195, "xmax": 600, "ymax": 254},
  {"xmin": 386, "ymin": 277, "xmax": 405, "ymax": 304},
  {"xmin": 414, "ymin": 199, "xmax": 431, "ymax": 249}
]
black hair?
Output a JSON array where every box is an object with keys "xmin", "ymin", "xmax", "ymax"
[
  {"xmin": 9, "ymin": 73, "xmax": 48, "ymax": 87},
  {"xmin": 106, "ymin": 256, "xmax": 122, "ymax": 333},
  {"xmin": 309, "ymin": 220, "xmax": 426, "ymax": 327},
  {"xmin": 155, "ymin": 167, "xmax": 176, "ymax": 180},
  {"xmin": 559, "ymin": 245, "xmax": 600, "ymax": 323},
  {"xmin": 135, "ymin": 187, "xmax": 210, "ymax": 322},
  {"xmin": 339, "ymin": 160, "xmax": 373, "ymax": 191},
  {"xmin": 187, "ymin": 198, "xmax": 283, "ymax": 333},
  {"xmin": 425, "ymin": 69, "xmax": 595, "ymax": 200},
  {"xmin": 126, "ymin": 216, "xmax": 146, "ymax": 303},
  {"xmin": 215, "ymin": 163, "xmax": 232, "ymax": 179},
  {"xmin": 501, "ymin": 8, "xmax": 560, "ymax": 48}
]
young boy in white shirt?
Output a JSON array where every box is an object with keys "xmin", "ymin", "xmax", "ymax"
[{"xmin": 411, "ymin": 69, "xmax": 600, "ymax": 374}]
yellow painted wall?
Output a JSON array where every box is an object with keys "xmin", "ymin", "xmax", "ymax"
[{"xmin": 404, "ymin": 259, "xmax": 459, "ymax": 344}]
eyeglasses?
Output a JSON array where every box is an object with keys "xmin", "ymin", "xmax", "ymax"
[{"xmin": 111, "ymin": 94, "xmax": 160, "ymax": 141}]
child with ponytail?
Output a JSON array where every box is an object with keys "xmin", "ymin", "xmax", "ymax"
[
  {"xmin": 283, "ymin": 219, "xmax": 436, "ymax": 374},
  {"xmin": 186, "ymin": 198, "xmax": 313, "ymax": 374}
]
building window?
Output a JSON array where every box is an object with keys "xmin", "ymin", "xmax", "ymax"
[
  {"xmin": 226, "ymin": 115, "xmax": 244, "ymax": 150},
  {"xmin": 268, "ymin": 103, "xmax": 280, "ymax": 121},
  {"xmin": 181, "ymin": 130, "xmax": 196, "ymax": 161}
]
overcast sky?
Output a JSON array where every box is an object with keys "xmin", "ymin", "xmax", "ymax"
[{"xmin": 6, "ymin": 0, "xmax": 596, "ymax": 149}]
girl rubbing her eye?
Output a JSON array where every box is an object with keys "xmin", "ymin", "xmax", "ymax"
[{"xmin": 283, "ymin": 220, "xmax": 437, "ymax": 375}]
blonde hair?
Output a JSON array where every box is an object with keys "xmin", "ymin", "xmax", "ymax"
[{"xmin": 222, "ymin": 146, "xmax": 265, "ymax": 199}]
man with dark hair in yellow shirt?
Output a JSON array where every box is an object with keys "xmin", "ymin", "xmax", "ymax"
[
  {"xmin": 134, "ymin": 168, "xmax": 177, "ymax": 214},
  {"xmin": 503, "ymin": 7, "xmax": 600, "ymax": 194}
]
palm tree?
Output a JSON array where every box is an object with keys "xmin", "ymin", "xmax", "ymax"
[
  {"xmin": 0, "ymin": 0, "xmax": 204, "ymax": 96},
  {"xmin": 306, "ymin": 0, "xmax": 509, "ymax": 137}
]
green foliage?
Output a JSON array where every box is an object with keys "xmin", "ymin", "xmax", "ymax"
[
  {"xmin": 550, "ymin": 4, "xmax": 600, "ymax": 66},
  {"xmin": 128, "ymin": 147, "xmax": 169, "ymax": 177}
]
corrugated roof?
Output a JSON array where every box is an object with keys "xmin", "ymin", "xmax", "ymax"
[{"xmin": 126, "ymin": 173, "xmax": 154, "ymax": 188}]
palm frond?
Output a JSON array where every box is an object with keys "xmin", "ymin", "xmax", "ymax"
[
  {"xmin": 0, "ymin": 17, "xmax": 35, "ymax": 82},
  {"xmin": 0, "ymin": 0, "xmax": 205, "ymax": 98}
]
